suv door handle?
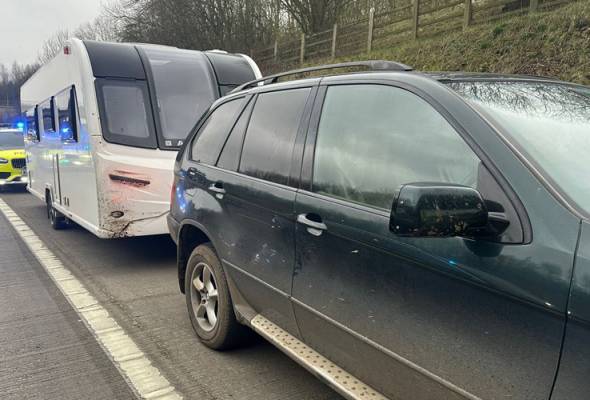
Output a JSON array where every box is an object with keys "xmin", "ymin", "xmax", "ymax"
[
  {"xmin": 297, "ymin": 213, "xmax": 327, "ymax": 236},
  {"xmin": 208, "ymin": 182, "xmax": 226, "ymax": 194}
]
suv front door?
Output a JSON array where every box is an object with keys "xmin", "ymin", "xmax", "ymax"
[{"xmin": 292, "ymin": 82, "xmax": 577, "ymax": 399}]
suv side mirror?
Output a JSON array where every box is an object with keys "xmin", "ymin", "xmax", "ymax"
[{"xmin": 390, "ymin": 183, "xmax": 491, "ymax": 238}]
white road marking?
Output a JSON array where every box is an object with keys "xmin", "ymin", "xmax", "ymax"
[{"xmin": 0, "ymin": 199, "xmax": 183, "ymax": 400}]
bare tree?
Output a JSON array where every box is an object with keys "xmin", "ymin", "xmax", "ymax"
[
  {"xmin": 0, "ymin": 61, "xmax": 38, "ymax": 115},
  {"xmin": 45, "ymin": 0, "xmax": 406, "ymax": 58},
  {"xmin": 280, "ymin": 0, "xmax": 351, "ymax": 33},
  {"xmin": 112, "ymin": 0, "xmax": 277, "ymax": 52},
  {"xmin": 37, "ymin": 7, "xmax": 122, "ymax": 65}
]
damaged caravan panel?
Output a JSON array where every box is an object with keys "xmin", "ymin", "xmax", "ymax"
[{"xmin": 21, "ymin": 38, "xmax": 261, "ymax": 238}]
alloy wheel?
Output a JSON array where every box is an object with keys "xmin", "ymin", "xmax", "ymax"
[{"xmin": 190, "ymin": 262, "xmax": 219, "ymax": 332}]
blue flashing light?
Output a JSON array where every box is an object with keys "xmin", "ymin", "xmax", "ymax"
[
  {"xmin": 16, "ymin": 122, "xmax": 24, "ymax": 129},
  {"xmin": 176, "ymin": 184, "xmax": 187, "ymax": 213},
  {"xmin": 448, "ymin": 260, "xmax": 458, "ymax": 266}
]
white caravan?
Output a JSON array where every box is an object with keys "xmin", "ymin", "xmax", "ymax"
[{"xmin": 21, "ymin": 39, "xmax": 261, "ymax": 238}]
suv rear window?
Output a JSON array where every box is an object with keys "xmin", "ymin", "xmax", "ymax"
[
  {"xmin": 239, "ymin": 88, "xmax": 310, "ymax": 186},
  {"xmin": 191, "ymin": 97, "xmax": 245, "ymax": 165},
  {"xmin": 217, "ymin": 99, "xmax": 254, "ymax": 171}
]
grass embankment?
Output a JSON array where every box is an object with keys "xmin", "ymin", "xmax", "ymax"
[{"xmin": 339, "ymin": 1, "xmax": 590, "ymax": 85}]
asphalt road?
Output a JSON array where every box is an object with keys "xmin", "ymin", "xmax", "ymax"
[
  {"xmin": 0, "ymin": 203, "xmax": 135, "ymax": 400},
  {"xmin": 0, "ymin": 189, "xmax": 343, "ymax": 400}
]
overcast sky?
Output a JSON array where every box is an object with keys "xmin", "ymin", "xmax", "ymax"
[{"xmin": 0, "ymin": 0, "xmax": 103, "ymax": 66}]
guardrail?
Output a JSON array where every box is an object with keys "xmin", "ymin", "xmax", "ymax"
[{"xmin": 252, "ymin": 0, "xmax": 574, "ymax": 73}]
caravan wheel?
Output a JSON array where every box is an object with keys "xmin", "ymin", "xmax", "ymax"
[{"xmin": 47, "ymin": 201, "xmax": 68, "ymax": 230}]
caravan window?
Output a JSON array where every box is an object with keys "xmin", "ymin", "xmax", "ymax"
[
  {"xmin": 55, "ymin": 87, "xmax": 78, "ymax": 142},
  {"xmin": 25, "ymin": 107, "xmax": 39, "ymax": 141},
  {"xmin": 142, "ymin": 47, "xmax": 217, "ymax": 148},
  {"xmin": 40, "ymin": 98, "xmax": 56, "ymax": 135},
  {"xmin": 95, "ymin": 79, "xmax": 157, "ymax": 149}
]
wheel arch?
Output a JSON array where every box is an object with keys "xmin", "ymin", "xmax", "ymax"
[
  {"xmin": 177, "ymin": 220, "xmax": 254, "ymax": 326},
  {"xmin": 177, "ymin": 220, "xmax": 213, "ymax": 294},
  {"xmin": 44, "ymin": 184, "xmax": 56, "ymax": 204}
]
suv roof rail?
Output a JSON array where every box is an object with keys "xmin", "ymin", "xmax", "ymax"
[{"xmin": 230, "ymin": 60, "xmax": 413, "ymax": 93}]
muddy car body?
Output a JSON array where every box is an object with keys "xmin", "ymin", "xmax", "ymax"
[{"xmin": 169, "ymin": 62, "xmax": 590, "ymax": 399}]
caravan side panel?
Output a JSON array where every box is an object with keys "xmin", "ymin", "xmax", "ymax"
[{"xmin": 21, "ymin": 39, "xmax": 101, "ymax": 233}]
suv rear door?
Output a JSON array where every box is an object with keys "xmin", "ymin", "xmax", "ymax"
[
  {"xmin": 185, "ymin": 84, "xmax": 316, "ymax": 336},
  {"xmin": 292, "ymin": 81, "xmax": 577, "ymax": 400}
]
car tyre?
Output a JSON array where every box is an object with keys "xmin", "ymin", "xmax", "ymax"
[{"xmin": 185, "ymin": 243, "xmax": 246, "ymax": 350}]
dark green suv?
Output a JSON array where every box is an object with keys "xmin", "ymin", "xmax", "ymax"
[{"xmin": 168, "ymin": 61, "xmax": 590, "ymax": 400}]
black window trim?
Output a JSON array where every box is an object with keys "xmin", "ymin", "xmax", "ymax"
[
  {"xmin": 301, "ymin": 78, "xmax": 531, "ymax": 244},
  {"xmin": 39, "ymin": 96, "xmax": 57, "ymax": 136},
  {"xmin": 215, "ymin": 96, "xmax": 255, "ymax": 169},
  {"xmin": 136, "ymin": 46, "xmax": 165, "ymax": 150},
  {"xmin": 94, "ymin": 77, "xmax": 158, "ymax": 149},
  {"xmin": 34, "ymin": 106, "xmax": 40, "ymax": 141},
  {"xmin": 54, "ymin": 85, "xmax": 80, "ymax": 143},
  {"xmin": 187, "ymin": 95, "xmax": 249, "ymax": 164},
  {"xmin": 69, "ymin": 86, "xmax": 80, "ymax": 143},
  {"xmin": 25, "ymin": 106, "xmax": 40, "ymax": 142}
]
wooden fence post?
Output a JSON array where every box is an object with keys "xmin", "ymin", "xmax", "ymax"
[
  {"xmin": 412, "ymin": 0, "xmax": 420, "ymax": 40},
  {"xmin": 331, "ymin": 24, "xmax": 338, "ymax": 60},
  {"xmin": 367, "ymin": 8, "xmax": 375, "ymax": 53},
  {"xmin": 463, "ymin": 0, "xmax": 472, "ymax": 30},
  {"xmin": 300, "ymin": 33, "xmax": 306, "ymax": 65},
  {"xmin": 530, "ymin": 0, "xmax": 539, "ymax": 12},
  {"xmin": 273, "ymin": 40, "xmax": 278, "ymax": 61}
]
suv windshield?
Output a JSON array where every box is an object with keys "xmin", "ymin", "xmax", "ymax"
[
  {"xmin": 0, "ymin": 131, "xmax": 25, "ymax": 149},
  {"xmin": 448, "ymin": 80, "xmax": 590, "ymax": 214},
  {"xmin": 143, "ymin": 47, "xmax": 217, "ymax": 147}
]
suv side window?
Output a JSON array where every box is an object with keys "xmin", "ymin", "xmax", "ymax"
[
  {"xmin": 239, "ymin": 88, "xmax": 310, "ymax": 186},
  {"xmin": 217, "ymin": 98, "xmax": 254, "ymax": 171},
  {"xmin": 191, "ymin": 97, "xmax": 245, "ymax": 165},
  {"xmin": 313, "ymin": 84, "xmax": 480, "ymax": 210}
]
